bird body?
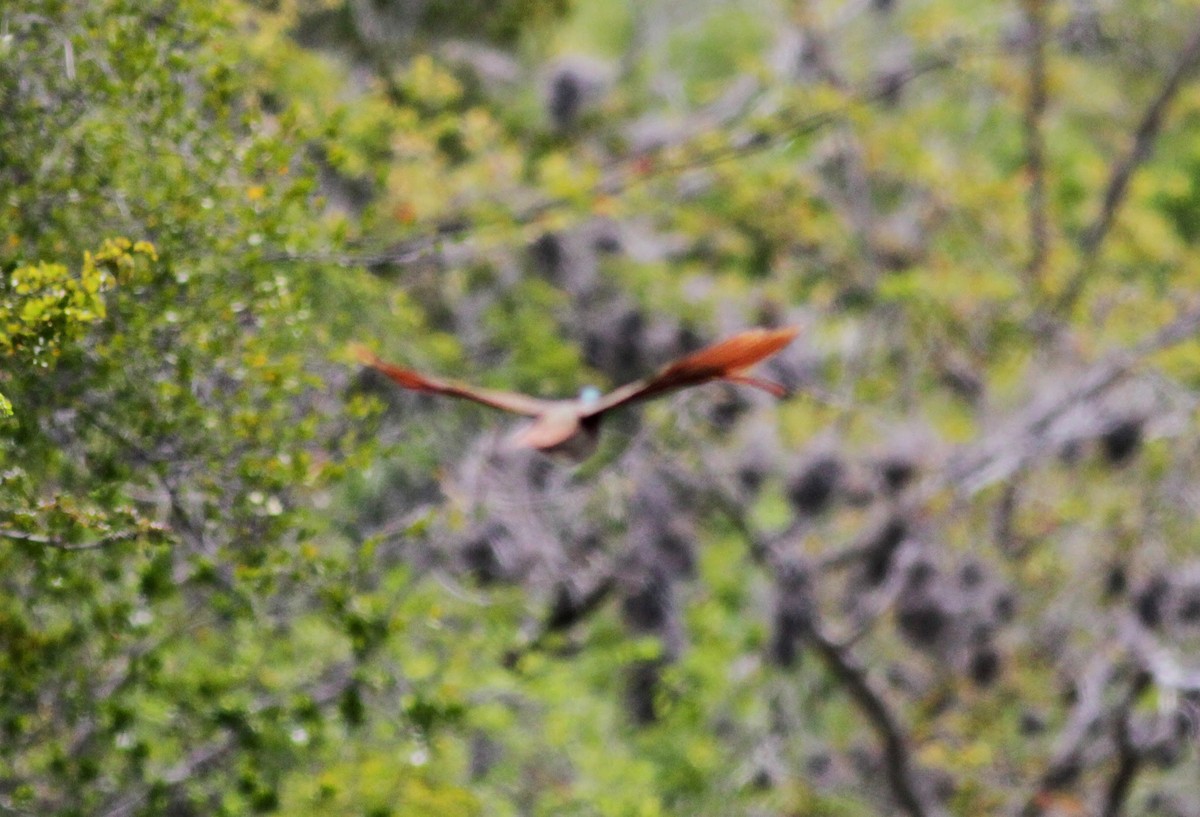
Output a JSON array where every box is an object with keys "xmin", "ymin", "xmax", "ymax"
[
  {"xmin": 515, "ymin": 404, "xmax": 604, "ymax": 459},
  {"xmin": 358, "ymin": 326, "xmax": 798, "ymax": 458}
]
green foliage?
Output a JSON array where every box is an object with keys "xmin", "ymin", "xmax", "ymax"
[
  {"xmin": 0, "ymin": 239, "xmax": 156, "ymax": 414},
  {"xmin": 417, "ymin": 0, "xmax": 572, "ymax": 46},
  {"xmin": 667, "ymin": 7, "xmax": 772, "ymax": 101},
  {"xmin": 5, "ymin": 0, "xmax": 1200, "ymax": 815}
]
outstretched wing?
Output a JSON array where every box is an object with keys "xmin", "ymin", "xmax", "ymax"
[
  {"xmin": 587, "ymin": 326, "xmax": 799, "ymax": 416},
  {"xmin": 356, "ymin": 347, "xmax": 554, "ymax": 417}
]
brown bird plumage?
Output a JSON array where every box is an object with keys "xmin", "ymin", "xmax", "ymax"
[{"xmin": 358, "ymin": 326, "xmax": 798, "ymax": 458}]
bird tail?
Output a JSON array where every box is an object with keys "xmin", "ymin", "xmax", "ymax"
[
  {"xmin": 723, "ymin": 373, "xmax": 789, "ymax": 398},
  {"xmin": 672, "ymin": 327, "xmax": 799, "ymax": 378},
  {"xmin": 645, "ymin": 326, "xmax": 799, "ymax": 398}
]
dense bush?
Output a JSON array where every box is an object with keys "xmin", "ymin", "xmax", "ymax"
[{"xmin": 3, "ymin": 1, "xmax": 1199, "ymax": 815}]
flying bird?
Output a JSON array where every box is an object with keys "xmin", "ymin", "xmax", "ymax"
[{"xmin": 358, "ymin": 326, "xmax": 798, "ymax": 459}]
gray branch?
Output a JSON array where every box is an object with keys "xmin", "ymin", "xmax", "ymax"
[{"xmin": 1057, "ymin": 21, "xmax": 1200, "ymax": 311}]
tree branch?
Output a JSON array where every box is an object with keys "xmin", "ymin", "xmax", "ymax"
[
  {"xmin": 696, "ymin": 463, "xmax": 941, "ymax": 817},
  {"xmin": 0, "ymin": 524, "xmax": 166, "ymax": 551},
  {"xmin": 1100, "ymin": 673, "xmax": 1153, "ymax": 817},
  {"xmin": 503, "ymin": 574, "xmax": 617, "ymax": 668},
  {"xmin": 266, "ymin": 51, "xmax": 956, "ymax": 271},
  {"xmin": 1021, "ymin": 0, "xmax": 1049, "ymax": 289},
  {"xmin": 992, "ymin": 468, "xmax": 1025, "ymax": 555},
  {"xmin": 1017, "ymin": 655, "xmax": 1117, "ymax": 817},
  {"xmin": 1056, "ymin": 21, "xmax": 1200, "ymax": 312},
  {"xmin": 99, "ymin": 735, "xmax": 236, "ymax": 817},
  {"xmin": 805, "ymin": 622, "xmax": 944, "ymax": 817},
  {"xmin": 96, "ymin": 665, "xmax": 354, "ymax": 817},
  {"xmin": 947, "ymin": 301, "xmax": 1200, "ymax": 496}
]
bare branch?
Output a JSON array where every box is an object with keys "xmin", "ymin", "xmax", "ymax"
[
  {"xmin": 992, "ymin": 469, "xmax": 1025, "ymax": 555},
  {"xmin": 1057, "ymin": 21, "xmax": 1200, "ymax": 312},
  {"xmin": 696, "ymin": 464, "xmax": 941, "ymax": 817},
  {"xmin": 947, "ymin": 301, "xmax": 1200, "ymax": 495},
  {"xmin": 806, "ymin": 622, "xmax": 945, "ymax": 817},
  {"xmin": 1100, "ymin": 673, "xmax": 1153, "ymax": 817},
  {"xmin": 0, "ymin": 524, "xmax": 165, "ymax": 551},
  {"xmin": 1018, "ymin": 655, "xmax": 1116, "ymax": 817},
  {"xmin": 262, "ymin": 228, "xmax": 460, "ymax": 270},
  {"xmin": 96, "ymin": 665, "xmax": 354, "ymax": 817},
  {"xmin": 0, "ymin": 795, "xmax": 37, "ymax": 816},
  {"xmin": 99, "ymin": 735, "xmax": 236, "ymax": 817},
  {"xmin": 503, "ymin": 574, "xmax": 617, "ymax": 668},
  {"xmin": 267, "ymin": 51, "xmax": 955, "ymax": 271},
  {"xmin": 1021, "ymin": 0, "xmax": 1049, "ymax": 289}
]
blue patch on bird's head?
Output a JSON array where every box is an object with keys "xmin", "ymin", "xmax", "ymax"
[{"xmin": 579, "ymin": 385, "xmax": 602, "ymax": 405}]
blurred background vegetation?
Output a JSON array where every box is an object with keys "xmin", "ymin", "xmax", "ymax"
[{"xmin": 3, "ymin": 0, "xmax": 1200, "ymax": 815}]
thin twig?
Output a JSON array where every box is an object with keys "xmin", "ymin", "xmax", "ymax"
[
  {"xmin": 0, "ymin": 525, "xmax": 163, "ymax": 551},
  {"xmin": 696, "ymin": 463, "xmax": 940, "ymax": 817},
  {"xmin": 806, "ymin": 622, "xmax": 943, "ymax": 817},
  {"xmin": 267, "ymin": 52, "xmax": 956, "ymax": 270},
  {"xmin": 947, "ymin": 301, "xmax": 1200, "ymax": 495},
  {"xmin": 1017, "ymin": 655, "xmax": 1116, "ymax": 817},
  {"xmin": 503, "ymin": 574, "xmax": 617, "ymax": 668},
  {"xmin": 1057, "ymin": 22, "xmax": 1200, "ymax": 312},
  {"xmin": 1100, "ymin": 673, "xmax": 1153, "ymax": 817},
  {"xmin": 992, "ymin": 469, "xmax": 1024, "ymax": 556},
  {"xmin": 96, "ymin": 665, "xmax": 354, "ymax": 817},
  {"xmin": 99, "ymin": 735, "xmax": 235, "ymax": 817},
  {"xmin": 1021, "ymin": 0, "xmax": 1049, "ymax": 289}
]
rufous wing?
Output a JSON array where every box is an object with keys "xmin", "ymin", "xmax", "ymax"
[
  {"xmin": 587, "ymin": 326, "xmax": 798, "ymax": 415},
  {"xmin": 356, "ymin": 346, "xmax": 553, "ymax": 417}
]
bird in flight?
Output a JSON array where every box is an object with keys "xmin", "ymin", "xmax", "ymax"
[{"xmin": 358, "ymin": 326, "xmax": 798, "ymax": 459}]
